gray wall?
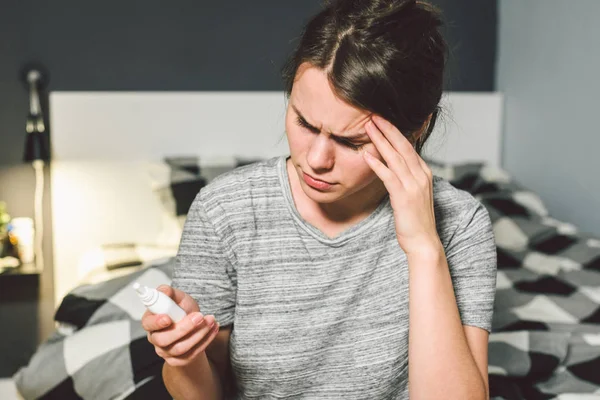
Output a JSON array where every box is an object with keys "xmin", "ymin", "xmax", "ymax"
[
  {"xmin": 0, "ymin": 0, "xmax": 497, "ymax": 165},
  {"xmin": 0, "ymin": 0, "xmax": 497, "ymax": 376},
  {"xmin": 497, "ymin": 0, "xmax": 600, "ymax": 236}
]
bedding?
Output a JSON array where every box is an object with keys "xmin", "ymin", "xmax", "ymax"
[
  {"xmin": 14, "ymin": 159, "xmax": 600, "ymax": 399},
  {"xmin": 148, "ymin": 156, "xmax": 261, "ymax": 223},
  {"xmin": 13, "ymin": 260, "xmax": 175, "ymax": 400},
  {"xmin": 429, "ymin": 160, "xmax": 600, "ymax": 399},
  {"xmin": 77, "ymin": 243, "xmax": 178, "ymax": 285}
]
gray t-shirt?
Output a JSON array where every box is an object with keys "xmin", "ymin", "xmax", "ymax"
[{"xmin": 173, "ymin": 155, "xmax": 497, "ymax": 399}]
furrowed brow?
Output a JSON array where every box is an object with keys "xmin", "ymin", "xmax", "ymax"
[{"xmin": 292, "ymin": 104, "xmax": 369, "ymax": 141}]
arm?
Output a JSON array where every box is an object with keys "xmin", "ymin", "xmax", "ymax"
[
  {"xmin": 164, "ymin": 192, "xmax": 239, "ymax": 398},
  {"xmin": 407, "ymin": 247, "xmax": 489, "ymax": 400},
  {"xmin": 163, "ymin": 353, "xmax": 223, "ymax": 400},
  {"xmin": 361, "ymin": 114, "xmax": 495, "ymax": 400},
  {"xmin": 163, "ymin": 325, "xmax": 236, "ymax": 400},
  {"xmin": 142, "ymin": 285, "xmax": 237, "ymax": 400}
]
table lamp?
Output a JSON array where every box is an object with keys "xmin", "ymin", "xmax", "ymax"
[{"xmin": 21, "ymin": 64, "xmax": 50, "ymax": 271}]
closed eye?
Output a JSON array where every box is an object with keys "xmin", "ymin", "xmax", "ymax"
[
  {"xmin": 295, "ymin": 115, "xmax": 319, "ymax": 133},
  {"xmin": 334, "ymin": 137, "xmax": 365, "ymax": 151}
]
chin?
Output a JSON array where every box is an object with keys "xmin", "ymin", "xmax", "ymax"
[{"xmin": 299, "ymin": 181, "xmax": 343, "ymax": 204}]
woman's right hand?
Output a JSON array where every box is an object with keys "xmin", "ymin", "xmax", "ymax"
[{"xmin": 141, "ymin": 285, "xmax": 220, "ymax": 367}]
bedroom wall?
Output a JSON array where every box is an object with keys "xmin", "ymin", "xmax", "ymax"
[
  {"xmin": 0, "ymin": 0, "xmax": 497, "ymax": 376},
  {"xmin": 496, "ymin": 0, "xmax": 600, "ymax": 236}
]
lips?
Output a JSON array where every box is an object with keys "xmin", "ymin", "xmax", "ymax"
[
  {"xmin": 304, "ymin": 172, "xmax": 333, "ymax": 185},
  {"xmin": 302, "ymin": 171, "xmax": 334, "ymax": 190}
]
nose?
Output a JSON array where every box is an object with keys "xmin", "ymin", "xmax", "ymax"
[{"xmin": 306, "ymin": 134, "xmax": 334, "ymax": 173}]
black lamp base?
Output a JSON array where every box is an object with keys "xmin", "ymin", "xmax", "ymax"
[{"xmin": 23, "ymin": 131, "xmax": 50, "ymax": 163}]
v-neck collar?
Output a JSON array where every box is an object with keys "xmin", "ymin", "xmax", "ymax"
[{"xmin": 277, "ymin": 155, "xmax": 391, "ymax": 247}]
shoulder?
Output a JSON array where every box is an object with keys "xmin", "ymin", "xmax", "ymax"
[
  {"xmin": 432, "ymin": 177, "xmax": 497, "ymax": 282},
  {"xmin": 197, "ymin": 156, "xmax": 281, "ymax": 209},
  {"xmin": 432, "ymin": 175, "xmax": 492, "ymax": 245},
  {"xmin": 186, "ymin": 156, "xmax": 284, "ymax": 236},
  {"xmin": 432, "ymin": 175, "xmax": 484, "ymax": 216}
]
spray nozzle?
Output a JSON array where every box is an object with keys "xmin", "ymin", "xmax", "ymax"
[{"xmin": 132, "ymin": 282, "xmax": 155, "ymax": 304}]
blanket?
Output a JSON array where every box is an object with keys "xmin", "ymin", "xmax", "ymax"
[
  {"xmin": 14, "ymin": 261, "xmax": 175, "ymax": 400},
  {"xmin": 429, "ymin": 160, "xmax": 600, "ymax": 399}
]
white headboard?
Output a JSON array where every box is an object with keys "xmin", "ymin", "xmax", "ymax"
[
  {"xmin": 50, "ymin": 91, "xmax": 503, "ymax": 164},
  {"xmin": 49, "ymin": 91, "xmax": 503, "ymax": 306}
]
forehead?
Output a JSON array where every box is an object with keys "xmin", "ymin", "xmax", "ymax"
[{"xmin": 292, "ymin": 63, "xmax": 370, "ymax": 131}]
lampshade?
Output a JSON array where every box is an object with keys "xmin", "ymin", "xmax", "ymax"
[{"xmin": 23, "ymin": 130, "xmax": 50, "ymax": 162}]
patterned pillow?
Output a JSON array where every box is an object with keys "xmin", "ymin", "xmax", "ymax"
[
  {"xmin": 425, "ymin": 158, "xmax": 549, "ymax": 218},
  {"xmin": 148, "ymin": 156, "xmax": 263, "ymax": 221}
]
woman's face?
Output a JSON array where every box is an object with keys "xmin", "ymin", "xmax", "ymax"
[{"xmin": 285, "ymin": 62, "xmax": 386, "ymax": 206}]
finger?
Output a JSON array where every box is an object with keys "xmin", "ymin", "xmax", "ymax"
[
  {"xmin": 164, "ymin": 324, "xmax": 221, "ymax": 367},
  {"xmin": 362, "ymin": 150, "xmax": 404, "ymax": 195},
  {"xmin": 151, "ymin": 312, "xmax": 209, "ymax": 348},
  {"xmin": 141, "ymin": 311, "xmax": 172, "ymax": 332},
  {"xmin": 365, "ymin": 119, "xmax": 415, "ymax": 185},
  {"xmin": 418, "ymin": 157, "xmax": 433, "ymax": 178},
  {"xmin": 371, "ymin": 115, "xmax": 427, "ymax": 179},
  {"xmin": 165, "ymin": 319, "xmax": 220, "ymax": 358},
  {"xmin": 157, "ymin": 285, "xmax": 199, "ymax": 314}
]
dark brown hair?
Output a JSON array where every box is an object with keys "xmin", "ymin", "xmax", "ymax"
[{"xmin": 282, "ymin": 0, "xmax": 448, "ymax": 155}]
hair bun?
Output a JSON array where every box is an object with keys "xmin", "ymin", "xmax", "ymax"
[
  {"xmin": 325, "ymin": 0, "xmax": 440, "ymax": 37},
  {"xmin": 325, "ymin": 0, "xmax": 417, "ymax": 18}
]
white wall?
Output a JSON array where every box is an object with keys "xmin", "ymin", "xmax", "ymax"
[{"xmin": 497, "ymin": 0, "xmax": 600, "ymax": 236}]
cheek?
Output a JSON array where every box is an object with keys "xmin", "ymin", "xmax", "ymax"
[
  {"xmin": 285, "ymin": 123, "xmax": 305, "ymax": 152},
  {"xmin": 343, "ymin": 155, "xmax": 378, "ymax": 182}
]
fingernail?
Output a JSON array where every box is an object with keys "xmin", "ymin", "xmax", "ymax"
[
  {"xmin": 160, "ymin": 317, "xmax": 170, "ymax": 326},
  {"xmin": 191, "ymin": 314, "xmax": 204, "ymax": 325}
]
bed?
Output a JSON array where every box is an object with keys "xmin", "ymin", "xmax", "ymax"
[{"xmin": 11, "ymin": 92, "xmax": 600, "ymax": 399}]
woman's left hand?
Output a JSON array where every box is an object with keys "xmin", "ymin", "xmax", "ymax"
[{"xmin": 363, "ymin": 115, "xmax": 442, "ymax": 258}]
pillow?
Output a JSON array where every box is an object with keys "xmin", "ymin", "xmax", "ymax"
[
  {"xmin": 77, "ymin": 242, "xmax": 178, "ymax": 285},
  {"xmin": 147, "ymin": 156, "xmax": 263, "ymax": 222},
  {"xmin": 425, "ymin": 158, "xmax": 549, "ymax": 218}
]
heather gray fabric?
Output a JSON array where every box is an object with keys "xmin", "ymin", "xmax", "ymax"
[{"xmin": 173, "ymin": 155, "xmax": 497, "ymax": 399}]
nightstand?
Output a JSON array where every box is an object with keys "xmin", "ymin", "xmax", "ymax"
[{"xmin": 0, "ymin": 262, "xmax": 41, "ymax": 377}]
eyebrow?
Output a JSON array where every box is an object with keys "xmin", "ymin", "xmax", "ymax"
[{"xmin": 291, "ymin": 104, "xmax": 369, "ymax": 141}]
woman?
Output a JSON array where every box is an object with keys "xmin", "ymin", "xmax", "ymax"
[{"xmin": 142, "ymin": 0, "xmax": 497, "ymax": 398}]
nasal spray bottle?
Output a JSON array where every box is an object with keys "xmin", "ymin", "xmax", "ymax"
[{"xmin": 133, "ymin": 282, "xmax": 187, "ymax": 323}]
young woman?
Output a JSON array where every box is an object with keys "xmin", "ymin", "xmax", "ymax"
[{"xmin": 142, "ymin": 0, "xmax": 497, "ymax": 399}]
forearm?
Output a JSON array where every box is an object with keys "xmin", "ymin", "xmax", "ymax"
[
  {"xmin": 162, "ymin": 352, "xmax": 223, "ymax": 400},
  {"xmin": 407, "ymin": 247, "xmax": 487, "ymax": 400}
]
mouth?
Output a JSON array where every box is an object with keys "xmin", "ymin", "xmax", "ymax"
[{"xmin": 302, "ymin": 171, "xmax": 334, "ymax": 190}]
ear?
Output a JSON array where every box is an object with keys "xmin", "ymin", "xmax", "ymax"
[{"xmin": 410, "ymin": 113, "xmax": 434, "ymax": 145}]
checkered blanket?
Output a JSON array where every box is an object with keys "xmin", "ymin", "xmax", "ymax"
[
  {"xmin": 428, "ymin": 160, "xmax": 600, "ymax": 399},
  {"xmin": 13, "ymin": 158, "xmax": 600, "ymax": 399},
  {"xmin": 13, "ymin": 259, "xmax": 176, "ymax": 400}
]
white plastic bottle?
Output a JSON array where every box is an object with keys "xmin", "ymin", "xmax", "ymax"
[{"xmin": 133, "ymin": 282, "xmax": 187, "ymax": 323}]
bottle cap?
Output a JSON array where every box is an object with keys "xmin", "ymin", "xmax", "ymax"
[{"xmin": 133, "ymin": 282, "xmax": 156, "ymax": 305}]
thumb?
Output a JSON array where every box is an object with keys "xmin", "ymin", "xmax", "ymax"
[
  {"xmin": 156, "ymin": 284, "xmax": 174, "ymax": 299},
  {"xmin": 156, "ymin": 284, "xmax": 199, "ymax": 313}
]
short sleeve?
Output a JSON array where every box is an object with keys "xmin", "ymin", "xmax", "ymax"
[
  {"xmin": 445, "ymin": 201, "xmax": 497, "ymax": 333},
  {"xmin": 172, "ymin": 193, "xmax": 237, "ymax": 327}
]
